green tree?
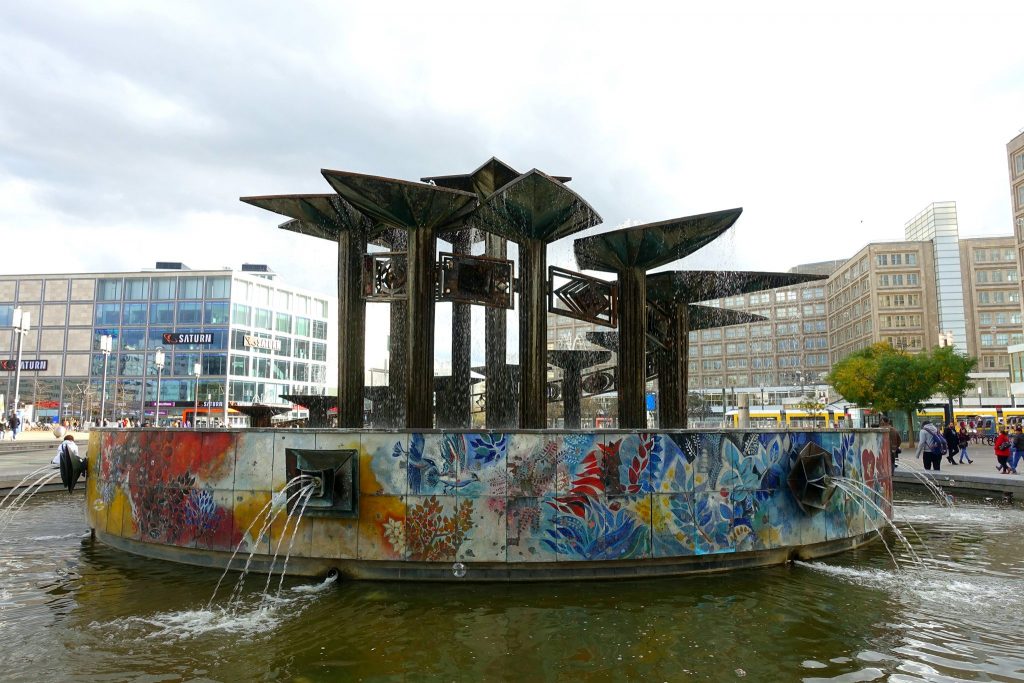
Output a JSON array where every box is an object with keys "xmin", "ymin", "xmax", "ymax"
[
  {"xmin": 827, "ymin": 342, "xmax": 975, "ymax": 446},
  {"xmin": 930, "ymin": 345, "xmax": 977, "ymax": 406},
  {"xmin": 871, "ymin": 351, "xmax": 937, "ymax": 444}
]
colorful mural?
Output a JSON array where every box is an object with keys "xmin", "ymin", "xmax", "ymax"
[{"xmin": 86, "ymin": 429, "xmax": 891, "ymax": 577}]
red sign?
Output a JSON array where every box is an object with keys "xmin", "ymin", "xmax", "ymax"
[{"xmin": 36, "ymin": 400, "xmax": 60, "ymax": 408}]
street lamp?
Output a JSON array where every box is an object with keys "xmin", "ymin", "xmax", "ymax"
[
  {"xmin": 153, "ymin": 347, "xmax": 165, "ymax": 427},
  {"xmin": 98, "ymin": 334, "xmax": 113, "ymax": 426},
  {"xmin": 11, "ymin": 308, "xmax": 30, "ymax": 423},
  {"xmin": 193, "ymin": 362, "xmax": 201, "ymax": 430}
]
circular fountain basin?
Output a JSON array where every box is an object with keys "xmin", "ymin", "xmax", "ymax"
[{"xmin": 84, "ymin": 428, "xmax": 892, "ymax": 581}]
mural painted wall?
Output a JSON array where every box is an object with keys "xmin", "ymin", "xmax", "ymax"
[{"xmin": 86, "ymin": 429, "xmax": 891, "ymax": 569}]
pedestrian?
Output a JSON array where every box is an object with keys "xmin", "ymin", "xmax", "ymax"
[
  {"xmin": 917, "ymin": 420, "xmax": 948, "ymax": 471},
  {"xmin": 880, "ymin": 416, "xmax": 901, "ymax": 471},
  {"xmin": 0, "ymin": 416, "xmax": 6, "ymax": 440},
  {"xmin": 1011, "ymin": 425, "xmax": 1024, "ymax": 474},
  {"xmin": 957, "ymin": 424, "xmax": 973, "ymax": 464},
  {"xmin": 9, "ymin": 412, "xmax": 20, "ymax": 440},
  {"xmin": 943, "ymin": 422, "xmax": 960, "ymax": 466},
  {"xmin": 995, "ymin": 426, "xmax": 1014, "ymax": 474}
]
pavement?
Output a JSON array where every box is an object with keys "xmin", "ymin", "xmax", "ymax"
[{"xmin": 895, "ymin": 448, "xmax": 1024, "ymax": 499}]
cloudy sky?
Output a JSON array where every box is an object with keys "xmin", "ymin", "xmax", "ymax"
[{"xmin": 2, "ymin": 1, "xmax": 1023, "ymax": 368}]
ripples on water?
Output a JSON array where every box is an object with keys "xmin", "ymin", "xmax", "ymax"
[{"xmin": 1, "ymin": 492, "xmax": 1023, "ymax": 682}]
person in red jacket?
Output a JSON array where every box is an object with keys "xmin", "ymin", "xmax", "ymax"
[{"xmin": 994, "ymin": 426, "xmax": 1014, "ymax": 474}]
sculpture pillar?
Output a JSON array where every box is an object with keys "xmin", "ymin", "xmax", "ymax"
[
  {"xmin": 618, "ymin": 267, "xmax": 647, "ymax": 429},
  {"xmin": 336, "ymin": 227, "xmax": 366, "ymax": 427},
  {"xmin": 485, "ymin": 234, "xmax": 514, "ymax": 429},
  {"xmin": 406, "ymin": 226, "xmax": 437, "ymax": 428},
  {"xmin": 519, "ymin": 239, "xmax": 547, "ymax": 429},
  {"xmin": 450, "ymin": 231, "xmax": 472, "ymax": 428}
]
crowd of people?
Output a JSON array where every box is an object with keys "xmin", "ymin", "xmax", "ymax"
[{"xmin": 912, "ymin": 418, "xmax": 1024, "ymax": 474}]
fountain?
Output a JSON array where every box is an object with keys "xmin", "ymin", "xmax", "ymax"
[{"xmin": 72, "ymin": 157, "xmax": 893, "ymax": 581}]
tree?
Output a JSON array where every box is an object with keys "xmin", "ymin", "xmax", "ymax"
[
  {"xmin": 930, "ymin": 345, "xmax": 977, "ymax": 406},
  {"xmin": 826, "ymin": 342, "xmax": 975, "ymax": 446}
]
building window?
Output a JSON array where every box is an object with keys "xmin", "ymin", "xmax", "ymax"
[
  {"xmin": 906, "ymin": 253, "xmax": 917, "ymax": 266},
  {"xmin": 150, "ymin": 302, "xmax": 175, "ymax": 324},
  {"xmin": 276, "ymin": 337, "xmax": 291, "ymax": 356},
  {"xmin": 205, "ymin": 277, "xmax": 230, "ymax": 299},
  {"xmin": 179, "ymin": 277, "xmax": 203, "ymax": 299},
  {"xmin": 177, "ymin": 302, "xmax": 202, "ymax": 324},
  {"xmin": 232, "ymin": 303, "xmax": 251, "ymax": 326},
  {"xmin": 152, "ymin": 278, "xmax": 176, "ymax": 300},
  {"xmin": 97, "ymin": 279, "xmax": 122, "ymax": 301},
  {"xmin": 205, "ymin": 301, "xmax": 230, "ymax": 324},
  {"xmin": 254, "ymin": 308, "xmax": 272, "ymax": 330},
  {"xmin": 1016, "ymin": 153, "xmax": 1024, "ymax": 176},
  {"xmin": 124, "ymin": 278, "xmax": 149, "ymax": 300},
  {"xmin": 123, "ymin": 303, "xmax": 147, "ymax": 325},
  {"xmin": 230, "ymin": 355, "xmax": 250, "ymax": 376},
  {"xmin": 294, "ymin": 339, "xmax": 309, "ymax": 359},
  {"xmin": 202, "ymin": 353, "xmax": 227, "ymax": 376},
  {"xmin": 275, "ymin": 312, "xmax": 292, "ymax": 334},
  {"xmin": 231, "ymin": 329, "xmax": 248, "ymax": 351},
  {"xmin": 95, "ymin": 303, "xmax": 121, "ymax": 325},
  {"xmin": 312, "ymin": 320, "xmax": 327, "ymax": 340},
  {"xmin": 295, "ymin": 317, "xmax": 310, "ymax": 337},
  {"xmin": 312, "ymin": 342, "xmax": 327, "ymax": 361},
  {"xmin": 876, "ymin": 254, "xmax": 888, "ymax": 266}
]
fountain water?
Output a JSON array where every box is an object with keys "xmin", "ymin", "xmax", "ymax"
[{"xmin": 0, "ymin": 470, "xmax": 62, "ymax": 536}]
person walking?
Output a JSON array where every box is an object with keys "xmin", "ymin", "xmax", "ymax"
[
  {"xmin": 917, "ymin": 420, "xmax": 947, "ymax": 471},
  {"xmin": 994, "ymin": 426, "xmax": 1014, "ymax": 474},
  {"xmin": 880, "ymin": 416, "xmax": 901, "ymax": 472},
  {"xmin": 0, "ymin": 415, "xmax": 6, "ymax": 440},
  {"xmin": 1011, "ymin": 425, "xmax": 1024, "ymax": 474},
  {"xmin": 8, "ymin": 412, "xmax": 20, "ymax": 440},
  {"xmin": 943, "ymin": 422, "xmax": 960, "ymax": 466},
  {"xmin": 957, "ymin": 424, "xmax": 973, "ymax": 464}
]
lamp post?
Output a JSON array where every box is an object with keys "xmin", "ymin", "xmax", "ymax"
[
  {"xmin": 760, "ymin": 385, "xmax": 765, "ymax": 409},
  {"xmin": 153, "ymin": 347, "xmax": 165, "ymax": 427},
  {"xmin": 193, "ymin": 362, "xmax": 201, "ymax": 430},
  {"xmin": 11, "ymin": 308, "xmax": 30, "ymax": 423},
  {"xmin": 98, "ymin": 334, "xmax": 112, "ymax": 426}
]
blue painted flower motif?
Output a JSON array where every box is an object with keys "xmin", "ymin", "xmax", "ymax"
[{"xmin": 543, "ymin": 498, "xmax": 649, "ymax": 560}]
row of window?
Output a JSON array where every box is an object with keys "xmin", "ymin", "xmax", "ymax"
[
  {"xmin": 878, "ymin": 293, "xmax": 921, "ymax": 308},
  {"xmin": 96, "ymin": 302, "xmax": 229, "ymax": 326},
  {"xmin": 973, "ymin": 248, "xmax": 1016, "ymax": 263},
  {"xmin": 694, "ymin": 320, "xmax": 824, "ymax": 341},
  {"xmin": 975, "ymin": 268, "xmax": 1019, "ymax": 284},
  {"xmin": 88, "ymin": 349, "xmax": 328, "ymax": 383},
  {"xmin": 981, "ymin": 332, "xmax": 1024, "ymax": 347},
  {"xmin": 878, "ymin": 273, "xmax": 920, "ymax": 287},
  {"xmin": 97, "ymin": 277, "xmax": 230, "ymax": 302},
  {"xmin": 880, "ymin": 314, "xmax": 922, "ymax": 329},
  {"xmin": 232, "ymin": 279, "xmax": 328, "ymax": 318},
  {"xmin": 876, "ymin": 253, "xmax": 918, "ymax": 267},
  {"xmin": 978, "ymin": 312, "xmax": 1023, "ymax": 325},
  {"xmin": 231, "ymin": 305, "xmax": 327, "ymax": 338},
  {"xmin": 229, "ymin": 330, "xmax": 327, "ymax": 360},
  {"xmin": 978, "ymin": 290, "xmax": 1020, "ymax": 305}
]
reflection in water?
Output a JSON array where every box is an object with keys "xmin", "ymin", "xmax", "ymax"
[{"xmin": 1, "ymin": 493, "xmax": 1023, "ymax": 681}]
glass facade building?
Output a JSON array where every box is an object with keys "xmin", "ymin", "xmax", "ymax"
[{"xmin": 0, "ymin": 264, "xmax": 334, "ymax": 424}]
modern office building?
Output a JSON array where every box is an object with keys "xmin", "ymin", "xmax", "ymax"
[{"xmin": 0, "ymin": 263, "xmax": 334, "ymax": 425}]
